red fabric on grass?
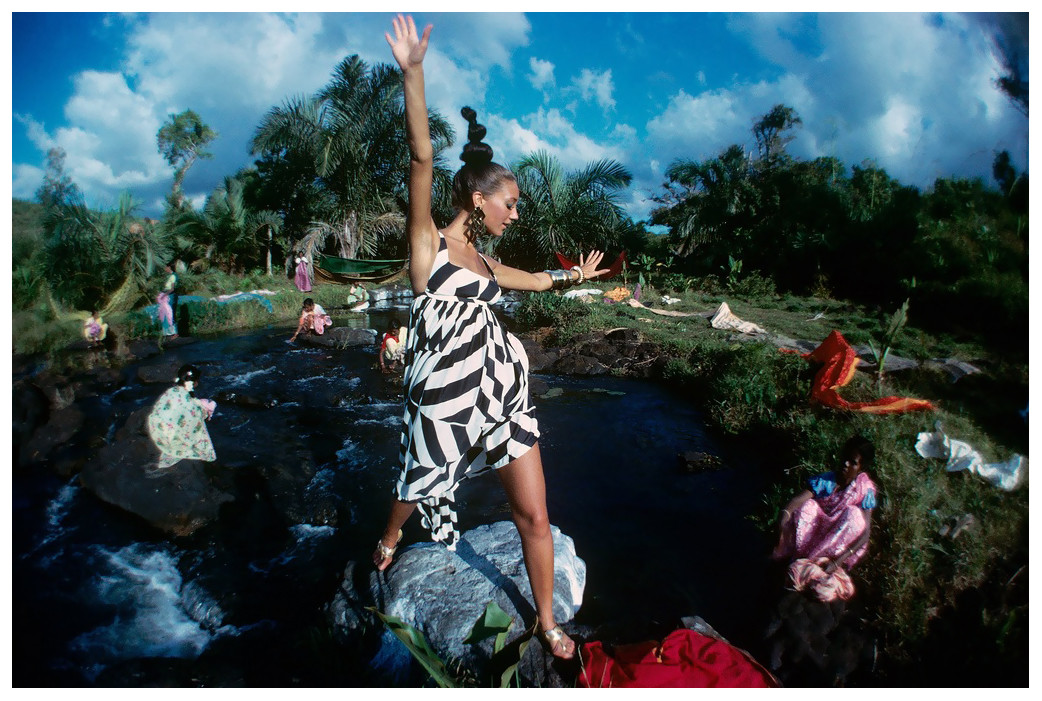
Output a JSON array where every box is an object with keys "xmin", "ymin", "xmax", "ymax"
[
  {"xmin": 803, "ymin": 330, "xmax": 935, "ymax": 414},
  {"xmin": 578, "ymin": 629, "xmax": 777, "ymax": 688}
]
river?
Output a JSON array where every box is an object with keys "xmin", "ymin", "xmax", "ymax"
[{"xmin": 12, "ymin": 305, "xmax": 772, "ymax": 686}]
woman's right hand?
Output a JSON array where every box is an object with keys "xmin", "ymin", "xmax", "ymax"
[{"xmin": 385, "ymin": 14, "xmax": 432, "ymax": 72}]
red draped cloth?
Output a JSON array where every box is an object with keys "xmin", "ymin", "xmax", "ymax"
[
  {"xmin": 579, "ymin": 629, "xmax": 777, "ymax": 688},
  {"xmin": 555, "ymin": 251, "xmax": 626, "ymax": 280},
  {"xmin": 802, "ymin": 330, "xmax": 934, "ymax": 414}
]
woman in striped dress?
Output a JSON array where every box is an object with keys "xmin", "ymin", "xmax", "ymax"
[{"xmin": 374, "ymin": 15, "xmax": 608, "ymax": 660}]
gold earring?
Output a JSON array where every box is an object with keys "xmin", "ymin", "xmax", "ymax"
[{"xmin": 465, "ymin": 206, "xmax": 486, "ymax": 242}]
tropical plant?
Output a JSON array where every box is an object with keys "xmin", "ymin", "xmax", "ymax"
[
  {"xmin": 490, "ymin": 150, "xmax": 633, "ymax": 271},
  {"xmin": 250, "ymin": 55, "xmax": 454, "ymax": 259},
  {"xmin": 157, "ymin": 109, "xmax": 217, "ymax": 210},
  {"xmin": 867, "ymin": 292, "xmax": 912, "ymax": 389},
  {"xmin": 41, "ymin": 192, "xmax": 172, "ymax": 312},
  {"xmin": 369, "ymin": 600, "xmax": 535, "ymax": 688},
  {"xmin": 166, "ymin": 176, "xmax": 282, "ymax": 273}
]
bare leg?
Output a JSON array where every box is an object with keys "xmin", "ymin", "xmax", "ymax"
[
  {"xmin": 373, "ymin": 498, "xmax": 417, "ymax": 571},
  {"xmin": 497, "ymin": 442, "xmax": 575, "ymax": 659}
]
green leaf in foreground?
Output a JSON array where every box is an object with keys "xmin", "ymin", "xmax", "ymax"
[
  {"xmin": 367, "ymin": 607, "xmax": 459, "ymax": 688},
  {"xmin": 464, "ymin": 600, "xmax": 514, "ymax": 651}
]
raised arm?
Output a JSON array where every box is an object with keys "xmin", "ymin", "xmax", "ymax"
[
  {"xmin": 490, "ymin": 250, "xmax": 610, "ymax": 292},
  {"xmin": 386, "ymin": 14, "xmax": 440, "ymax": 292}
]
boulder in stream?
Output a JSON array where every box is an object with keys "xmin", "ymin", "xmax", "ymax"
[
  {"xmin": 296, "ymin": 327, "xmax": 377, "ymax": 348},
  {"xmin": 329, "ymin": 520, "xmax": 585, "ymax": 686},
  {"xmin": 79, "ymin": 406, "xmax": 235, "ymax": 536}
]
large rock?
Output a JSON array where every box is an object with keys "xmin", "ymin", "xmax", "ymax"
[
  {"xmin": 329, "ymin": 521, "xmax": 585, "ymax": 685},
  {"xmin": 78, "ymin": 406, "xmax": 235, "ymax": 536},
  {"xmin": 297, "ymin": 327, "xmax": 377, "ymax": 348},
  {"xmin": 537, "ymin": 328, "xmax": 667, "ymax": 379}
]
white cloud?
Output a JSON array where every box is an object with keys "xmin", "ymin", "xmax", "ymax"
[
  {"xmin": 571, "ymin": 68, "xmax": 616, "ymax": 112},
  {"xmin": 12, "ymin": 164, "xmax": 45, "ymax": 201},
  {"xmin": 528, "ymin": 57, "xmax": 556, "ymax": 92}
]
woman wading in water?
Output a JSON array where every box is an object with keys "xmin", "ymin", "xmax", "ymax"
[{"xmin": 373, "ymin": 14, "xmax": 608, "ymax": 660}]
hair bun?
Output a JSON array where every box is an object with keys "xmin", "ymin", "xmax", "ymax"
[{"xmin": 460, "ymin": 106, "xmax": 493, "ymax": 166}]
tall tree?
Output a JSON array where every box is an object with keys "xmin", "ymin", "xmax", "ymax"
[
  {"xmin": 490, "ymin": 150, "xmax": 633, "ymax": 271},
  {"xmin": 251, "ymin": 55, "xmax": 454, "ymax": 259},
  {"xmin": 752, "ymin": 104, "xmax": 802, "ymax": 166},
  {"xmin": 157, "ymin": 109, "xmax": 217, "ymax": 210},
  {"xmin": 35, "ymin": 147, "xmax": 81, "ymax": 210}
]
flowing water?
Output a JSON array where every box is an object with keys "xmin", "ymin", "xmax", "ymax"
[{"xmin": 12, "ymin": 305, "xmax": 771, "ymax": 686}]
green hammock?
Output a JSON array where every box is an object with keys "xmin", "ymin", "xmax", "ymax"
[{"xmin": 314, "ymin": 254, "xmax": 407, "ymax": 283}]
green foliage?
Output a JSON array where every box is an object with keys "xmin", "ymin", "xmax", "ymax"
[
  {"xmin": 250, "ymin": 55, "xmax": 454, "ymax": 257},
  {"xmin": 513, "ymin": 292, "xmax": 593, "ymax": 343},
  {"xmin": 157, "ymin": 109, "xmax": 217, "ymax": 208},
  {"xmin": 867, "ymin": 294, "xmax": 911, "ymax": 388},
  {"xmin": 490, "ymin": 150, "xmax": 633, "ymax": 271},
  {"xmin": 368, "ymin": 608, "xmax": 459, "ymax": 688},
  {"xmin": 40, "ymin": 192, "xmax": 171, "ymax": 312}
]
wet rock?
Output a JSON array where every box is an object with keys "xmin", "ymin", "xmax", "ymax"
[
  {"xmin": 297, "ymin": 327, "xmax": 377, "ymax": 348},
  {"xmin": 212, "ymin": 390, "xmax": 276, "ymax": 410},
  {"xmin": 79, "ymin": 406, "xmax": 235, "ymax": 537},
  {"xmin": 520, "ymin": 337, "xmax": 559, "ymax": 373},
  {"xmin": 541, "ymin": 329, "xmax": 666, "ymax": 379},
  {"xmin": 138, "ymin": 361, "xmax": 182, "ymax": 384},
  {"xmin": 329, "ymin": 521, "xmax": 585, "ymax": 686},
  {"xmin": 12, "ymin": 380, "xmax": 50, "ymax": 469},
  {"xmin": 679, "ymin": 450, "xmax": 724, "ymax": 473}
]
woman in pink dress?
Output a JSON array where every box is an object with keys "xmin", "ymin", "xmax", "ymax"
[
  {"xmin": 294, "ymin": 255, "xmax": 312, "ymax": 292},
  {"xmin": 771, "ymin": 436, "xmax": 878, "ymax": 601}
]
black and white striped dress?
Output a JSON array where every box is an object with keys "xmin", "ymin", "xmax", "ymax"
[{"xmin": 394, "ymin": 232, "xmax": 540, "ymax": 549}]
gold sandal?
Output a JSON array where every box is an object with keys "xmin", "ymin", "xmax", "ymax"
[
  {"xmin": 374, "ymin": 529, "xmax": 403, "ymax": 570},
  {"xmin": 539, "ymin": 624, "xmax": 575, "ymax": 660}
]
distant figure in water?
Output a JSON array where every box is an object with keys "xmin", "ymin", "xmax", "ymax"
[
  {"xmin": 294, "ymin": 255, "xmax": 312, "ymax": 292},
  {"xmin": 771, "ymin": 435, "xmax": 878, "ymax": 602},
  {"xmin": 147, "ymin": 364, "xmax": 217, "ymax": 471},
  {"xmin": 379, "ymin": 318, "xmax": 407, "ymax": 374},
  {"xmin": 83, "ymin": 310, "xmax": 108, "ymax": 346},
  {"xmin": 290, "ymin": 298, "xmax": 333, "ymax": 342}
]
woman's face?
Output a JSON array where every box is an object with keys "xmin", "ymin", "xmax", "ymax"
[
  {"xmin": 839, "ymin": 452, "xmax": 862, "ymax": 486},
  {"xmin": 475, "ymin": 180, "xmax": 520, "ymax": 237}
]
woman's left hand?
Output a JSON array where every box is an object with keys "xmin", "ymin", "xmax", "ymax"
[{"xmin": 578, "ymin": 250, "xmax": 610, "ymax": 281}]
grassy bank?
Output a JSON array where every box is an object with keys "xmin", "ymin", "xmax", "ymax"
[
  {"xmin": 512, "ymin": 283, "xmax": 1028, "ymax": 682},
  {"xmin": 12, "ymin": 270, "xmax": 378, "ymax": 356}
]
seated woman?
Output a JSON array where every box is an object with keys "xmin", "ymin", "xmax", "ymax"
[
  {"xmin": 146, "ymin": 364, "xmax": 217, "ymax": 471},
  {"xmin": 290, "ymin": 298, "xmax": 333, "ymax": 341},
  {"xmin": 83, "ymin": 310, "xmax": 108, "ymax": 345},
  {"xmin": 771, "ymin": 435, "xmax": 878, "ymax": 602},
  {"xmin": 378, "ymin": 318, "xmax": 407, "ymax": 373}
]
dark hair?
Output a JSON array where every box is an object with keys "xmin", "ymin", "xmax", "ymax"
[
  {"xmin": 450, "ymin": 107, "xmax": 515, "ymax": 211},
  {"xmin": 841, "ymin": 435, "xmax": 875, "ymax": 471},
  {"xmin": 302, "ymin": 298, "xmax": 314, "ymax": 310},
  {"xmin": 388, "ymin": 318, "xmax": 401, "ymax": 330},
  {"xmin": 176, "ymin": 364, "xmax": 200, "ymax": 387}
]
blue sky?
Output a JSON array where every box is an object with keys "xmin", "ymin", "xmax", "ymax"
[{"xmin": 8, "ymin": 10, "xmax": 1030, "ymax": 224}]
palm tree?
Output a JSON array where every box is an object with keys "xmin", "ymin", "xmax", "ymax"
[
  {"xmin": 652, "ymin": 144, "xmax": 758, "ymax": 262},
  {"xmin": 168, "ymin": 176, "xmax": 282, "ymax": 273},
  {"xmin": 491, "ymin": 150, "xmax": 633, "ymax": 270},
  {"xmin": 251, "ymin": 55, "xmax": 454, "ymax": 258},
  {"xmin": 42, "ymin": 192, "xmax": 172, "ymax": 312}
]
